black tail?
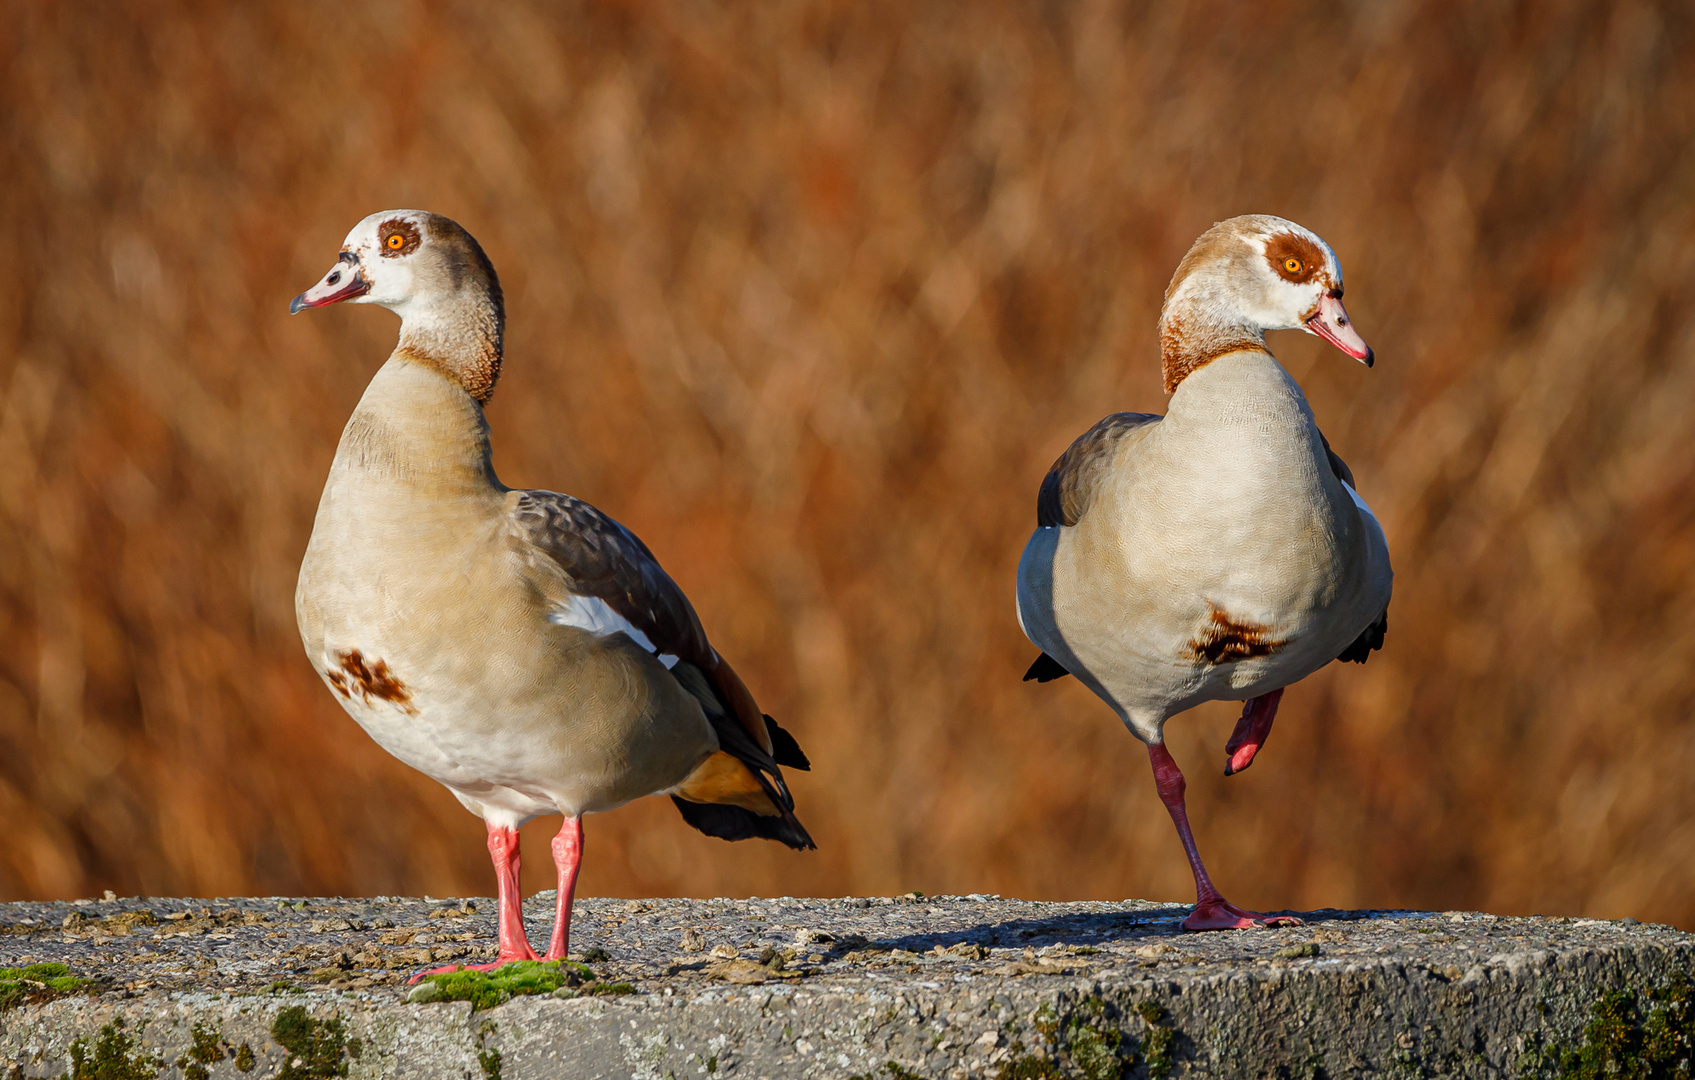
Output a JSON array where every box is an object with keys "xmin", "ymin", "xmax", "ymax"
[
  {"xmin": 670, "ymin": 796, "xmax": 815, "ymax": 850},
  {"xmin": 1023, "ymin": 652, "xmax": 1071, "ymax": 682},
  {"xmin": 668, "ymin": 661, "xmax": 815, "ymax": 850}
]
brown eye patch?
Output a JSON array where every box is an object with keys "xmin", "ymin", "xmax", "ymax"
[
  {"xmin": 1265, "ymin": 232, "xmax": 1324, "ymax": 284},
  {"xmin": 377, "ymin": 218, "xmax": 421, "ymax": 258}
]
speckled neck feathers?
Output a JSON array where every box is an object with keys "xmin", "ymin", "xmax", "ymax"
[{"xmin": 395, "ymin": 224, "xmax": 504, "ymax": 404}]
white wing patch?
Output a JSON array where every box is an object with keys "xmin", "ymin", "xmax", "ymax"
[{"xmin": 549, "ymin": 594, "xmax": 680, "ymax": 668}]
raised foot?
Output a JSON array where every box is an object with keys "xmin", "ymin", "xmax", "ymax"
[
  {"xmin": 1223, "ymin": 690, "xmax": 1283, "ymax": 776},
  {"xmin": 1183, "ymin": 900, "xmax": 1304, "ymax": 931},
  {"xmin": 1223, "ymin": 742, "xmax": 1262, "ymax": 776},
  {"xmin": 405, "ymin": 958, "xmax": 534, "ymax": 985}
]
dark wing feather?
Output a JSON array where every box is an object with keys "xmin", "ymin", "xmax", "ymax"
[
  {"xmin": 1337, "ymin": 609, "xmax": 1387, "ymax": 664},
  {"xmin": 1036, "ymin": 412, "xmax": 1162, "ymax": 528},
  {"xmin": 764, "ymin": 714, "xmax": 811, "ymax": 770},
  {"xmin": 1314, "ymin": 433, "xmax": 1386, "ymax": 664},
  {"xmin": 1318, "ymin": 429, "xmax": 1356, "ymax": 489},
  {"xmin": 509, "ymin": 490, "xmax": 713, "ymax": 665},
  {"xmin": 509, "ymin": 488, "xmax": 811, "ymax": 796}
]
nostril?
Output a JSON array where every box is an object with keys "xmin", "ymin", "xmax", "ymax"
[
  {"xmin": 1337, "ymin": 316, "xmax": 1348, "ymax": 326},
  {"xmin": 327, "ymin": 271, "xmax": 341, "ymax": 285}
]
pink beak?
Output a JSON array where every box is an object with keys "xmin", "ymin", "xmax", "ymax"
[
  {"xmin": 289, "ymin": 256, "xmax": 368, "ymax": 314},
  {"xmin": 1304, "ymin": 290, "xmax": 1373, "ymax": 367}
]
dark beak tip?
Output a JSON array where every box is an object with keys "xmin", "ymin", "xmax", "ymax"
[
  {"xmin": 1363, "ymin": 347, "xmax": 1376, "ymax": 368},
  {"xmin": 289, "ymin": 294, "xmax": 307, "ymax": 315}
]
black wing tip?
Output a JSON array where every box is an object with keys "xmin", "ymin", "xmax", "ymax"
[
  {"xmin": 1023, "ymin": 652, "xmax": 1072, "ymax": 682},
  {"xmin": 763, "ymin": 714, "xmax": 811, "ymax": 771},
  {"xmin": 670, "ymin": 796, "xmax": 816, "ymax": 851}
]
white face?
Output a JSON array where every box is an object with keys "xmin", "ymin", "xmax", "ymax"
[
  {"xmin": 289, "ymin": 210, "xmax": 432, "ymax": 316},
  {"xmin": 1242, "ymin": 220, "xmax": 1372, "ymax": 365}
]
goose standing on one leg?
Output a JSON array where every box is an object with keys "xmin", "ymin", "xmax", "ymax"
[
  {"xmin": 290, "ymin": 210, "xmax": 812, "ymax": 971},
  {"xmin": 1016, "ymin": 215, "xmax": 1391, "ymax": 931}
]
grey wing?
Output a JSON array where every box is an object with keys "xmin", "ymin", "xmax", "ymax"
[
  {"xmin": 1313, "ymin": 434, "xmax": 1388, "ymax": 664},
  {"xmin": 508, "ymin": 489, "xmax": 714, "ymax": 666},
  {"xmin": 1318, "ymin": 429, "xmax": 1356, "ymax": 490},
  {"xmin": 1035, "ymin": 412, "xmax": 1162, "ymax": 528},
  {"xmin": 1024, "ymin": 412, "xmax": 1161, "ymax": 682},
  {"xmin": 509, "ymin": 489, "xmax": 810, "ymax": 775}
]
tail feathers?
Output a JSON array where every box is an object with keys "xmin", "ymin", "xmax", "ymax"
[
  {"xmin": 667, "ymin": 659, "xmax": 813, "ymax": 849},
  {"xmin": 764, "ymin": 714, "xmax": 810, "ymax": 770},
  {"xmin": 1023, "ymin": 652, "xmax": 1071, "ymax": 682},
  {"xmin": 671, "ymin": 796, "xmax": 815, "ymax": 850}
]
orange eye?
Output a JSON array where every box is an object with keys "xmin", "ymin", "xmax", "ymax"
[
  {"xmin": 385, "ymin": 233, "xmax": 406, "ymax": 250},
  {"xmin": 1283, "ymin": 257, "xmax": 1304, "ymax": 275}
]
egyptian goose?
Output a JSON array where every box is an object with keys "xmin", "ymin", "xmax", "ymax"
[
  {"xmin": 1016, "ymin": 215, "xmax": 1391, "ymax": 931},
  {"xmin": 290, "ymin": 210, "xmax": 812, "ymax": 970}
]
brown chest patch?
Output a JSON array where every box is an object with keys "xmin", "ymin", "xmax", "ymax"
[
  {"xmin": 1187, "ymin": 603, "xmax": 1288, "ymax": 665},
  {"xmin": 325, "ymin": 649, "xmax": 418, "ymax": 714}
]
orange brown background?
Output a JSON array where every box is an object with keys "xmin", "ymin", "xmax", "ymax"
[{"xmin": 2, "ymin": 0, "xmax": 1693, "ymax": 929}]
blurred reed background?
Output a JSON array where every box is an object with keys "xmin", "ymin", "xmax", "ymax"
[{"xmin": 2, "ymin": 0, "xmax": 1693, "ymax": 928}]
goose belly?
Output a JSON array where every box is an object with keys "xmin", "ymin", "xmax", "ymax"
[
  {"xmin": 297, "ymin": 504, "xmax": 715, "ymax": 822},
  {"xmin": 1027, "ymin": 464, "xmax": 1380, "ymax": 726},
  {"xmin": 303, "ymin": 625, "xmax": 716, "ymax": 823}
]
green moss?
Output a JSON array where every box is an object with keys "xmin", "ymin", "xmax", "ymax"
[
  {"xmin": 174, "ymin": 1024, "xmax": 225, "ymax": 1080},
  {"xmin": 1515, "ymin": 975, "xmax": 1693, "ymax": 1080},
  {"xmin": 1134, "ymin": 1001, "xmax": 1175, "ymax": 1080},
  {"xmin": 577, "ymin": 947, "xmax": 611, "ymax": 962},
  {"xmin": 271, "ymin": 1005, "xmax": 356, "ymax": 1079},
  {"xmin": 65, "ymin": 1019, "xmax": 162, "ymax": 1080},
  {"xmin": 996, "ymin": 1057, "xmax": 1063, "ymax": 1080},
  {"xmin": 0, "ymin": 962, "xmax": 93, "ymax": 1011},
  {"xmin": 581, "ymin": 981, "xmax": 635, "ymax": 996},
  {"xmin": 233, "ymin": 1042, "xmax": 257, "ymax": 1072},
  {"xmin": 1548, "ymin": 975, "xmax": 1693, "ymax": 1080},
  {"xmin": 997, "ymin": 996, "xmax": 1139, "ymax": 1080},
  {"xmin": 848, "ymin": 1065, "xmax": 927, "ymax": 1080},
  {"xmin": 477, "ymin": 1047, "xmax": 502, "ymax": 1080},
  {"xmin": 416, "ymin": 960, "xmax": 617, "ymax": 1011}
]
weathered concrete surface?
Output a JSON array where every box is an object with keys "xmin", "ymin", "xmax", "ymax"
[{"xmin": 1, "ymin": 893, "xmax": 1689, "ymax": 1078}]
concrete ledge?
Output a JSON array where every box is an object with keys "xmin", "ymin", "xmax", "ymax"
[{"xmin": 1, "ymin": 895, "xmax": 1689, "ymax": 1077}]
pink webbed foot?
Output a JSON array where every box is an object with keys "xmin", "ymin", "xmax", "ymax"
[
  {"xmin": 1223, "ymin": 688, "xmax": 1284, "ymax": 776},
  {"xmin": 1183, "ymin": 899, "xmax": 1303, "ymax": 932}
]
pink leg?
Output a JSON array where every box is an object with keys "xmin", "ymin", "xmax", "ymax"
[
  {"xmin": 407, "ymin": 821, "xmax": 539, "ymax": 983},
  {"xmin": 543, "ymin": 817, "xmax": 583, "ymax": 961},
  {"xmin": 1147, "ymin": 742, "xmax": 1301, "ymax": 931},
  {"xmin": 1223, "ymin": 688, "xmax": 1284, "ymax": 776}
]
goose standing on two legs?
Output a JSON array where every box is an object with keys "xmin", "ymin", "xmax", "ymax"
[
  {"xmin": 1016, "ymin": 215, "xmax": 1391, "ymax": 931},
  {"xmin": 290, "ymin": 210, "xmax": 812, "ymax": 970}
]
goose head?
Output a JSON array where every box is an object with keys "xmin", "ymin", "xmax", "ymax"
[
  {"xmin": 1159, "ymin": 215, "xmax": 1371, "ymax": 392},
  {"xmin": 291, "ymin": 210, "xmax": 505, "ymax": 402}
]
